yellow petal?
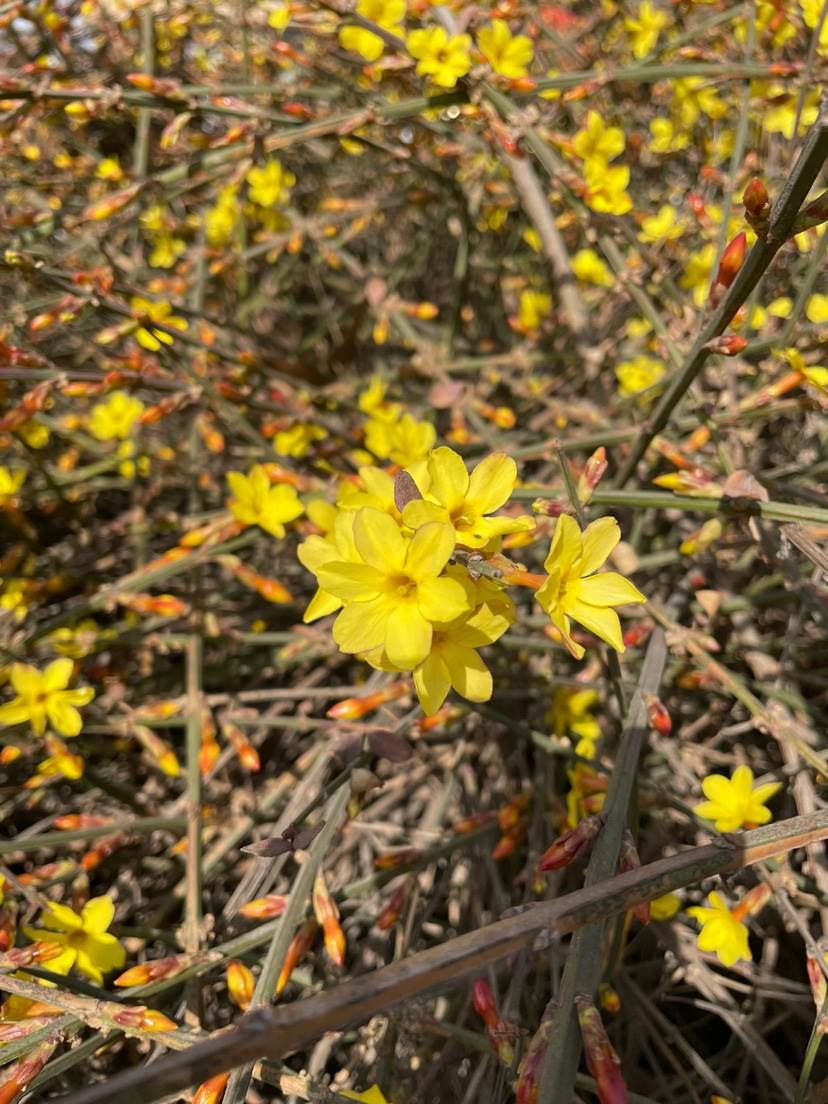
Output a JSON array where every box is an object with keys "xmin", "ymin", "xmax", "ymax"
[
  {"xmin": 316, "ymin": 563, "xmax": 384, "ymax": 602},
  {"xmin": 10, "ymin": 663, "xmax": 42, "ymax": 697},
  {"xmin": 332, "ymin": 596, "xmax": 390, "ymax": 654},
  {"xmin": 443, "ymin": 644, "xmax": 492, "ymax": 703},
  {"xmin": 579, "ymin": 517, "xmax": 621, "ymax": 575},
  {"xmin": 427, "ymin": 446, "xmax": 469, "ymax": 512},
  {"xmin": 354, "ymin": 508, "xmax": 406, "ymax": 573},
  {"xmin": 385, "ymin": 602, "xmax": 432, "ymax": 669},
  {"xmin": 43, "ymin": 902, "xmax": 83, "ymax": 932},
  {"xmin": 466, "ymin": 452, "xmax": 516, "ymax": 514},
  {"xmin": 413, "ymin": 653, "xmax": 452, "ymax": 716},
  {"xmin": 577, "ymin": 572, "xmax": 646, "ymax": 607},
  {"xmin": 568, "ymin": 600, "xmax": 624, "ymax": 652},
  {"xmin": 544, "ymin": 515, "xmax": 581, "ymax": 576},
  {"xmin": 303, "ymin": 588, "xmax": 341, "ymax": 623},
  {"xmin": 416, "ymin": 576, "xmax": 470, "ymax": 623},
  {"xmin": 80, "ymin": 896, "xmax": 115, "ymax": 934},
  {"xmin": 0, "ymin": 698, "xmax": 30, "ymax": 726},
  {"xmin": 46, "ymin": 699, "xmax": 84, "ymax": 738},
  {"xmin": 405, "ymin": 522, "xmax": 456, "ymax": 581}
]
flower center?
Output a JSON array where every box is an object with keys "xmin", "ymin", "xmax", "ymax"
[{"xmin": 388, "ymin": 574, "xmax": 416, "ymax": 598}]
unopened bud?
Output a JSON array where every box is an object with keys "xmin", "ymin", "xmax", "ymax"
[
  {"xmin": 538, "ymin": 812, "xmax": 606, "ymax": 872},
  {"xmin": 643, "ymin": 694, "xmax": 672, "ymax": 736},
  {"xmin": 705, "ymin": 335, "xmax": 747, "ymax": 356},
  {"xmin": 112, "ymin": 1005, "xmax": 178, "ymax": 1032},
  {"xmin": 710, "ymin": 232, "xmax": 747, "ymax": 303},
  {"xmin": 516, "ymin": 999, "xmax": 556, "ymax": 1104},
  {"xmin": 491, "ymin": 821, "xmax": 526, "ymax": 860},
  {"xmin": 226, "ymin": 960, "xmax": 255, "ymax": 1011},
  {"xmin": 0, "ymin": 1041, "xmax": 56, "ymax": 1104},
  {"xmin": 743, "ymin": 177, "xmax": 769, "ymax": 227},
  {"xmin": 313, "ymin": 871, "xmax": 346, "ymax": 968},
  {"xmin": 374, "ymin": 848, "xmax": 421, "ymax": 871},
  {"xmin": 679, "ymin": 517, "xmax": 722, "ymax": 556},
  {"xmin": 792, "ymin": 189, "xmax": 828, "ymax": 236},
  {"xmin": 472, "ymin": 978, "xmax": 499, "ymax": 1027},
  {"xmin": 531, "ymin": 497, "xmax": 565, "ymax": 517},
  {"xmin": 576, "ymin": 995, "xmax": 629, "ymax": 1104},
  {"xmin": 239, "ymin": 894, "xmax": 288, "ymax": 920},
  {"xmin": 498, "ymin": 790, "xmax": 531, "ymax": 831},
  {"xmin": 275, "ymin": 919, "xmax": 318, "ymax": 995},
  {"xmin": 377, "ymin": 880, "xmax": 410, "ymax": 931},
  {"xmin": 194, "ymin": 1072, "xmax": 230, "ymax": 1104},
  {"xmin": 577, "ymin": 447, "xmax": 608, "ymax": 504},
  {"xmin": 114, "ymin": 953, "xmax": 192, "ymax": 987},
  {"xmin": 598, "ymin": 983, "xmax": 621, "ymax": 1014}
]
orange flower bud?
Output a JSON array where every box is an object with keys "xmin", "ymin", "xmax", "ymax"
[
  {"xmin": 222, "ymin": 722, "xmax": 260, "ymax": 772},
  {"xmin": 113, "ymin": 1005, "xmax": 178, "ymax": 1031},
  {"xmin": 538, "ymin": 813, "xmax": 605, "ymax": 872},
  {"xmin": 0, "ymin": 746, "xmax": 21, "ymax": 766},
  {"xmin": 576, "ymin": 995, "xmax": 629, "ymax": 1104},
  {"xmin": 81, "ymin": 833, "xmax": 126, "ymax": 872},
  {"xmin": 0, "ymin": 1041, "xmax": 56, "ymax": 1104},
  {"xmin": 53, "ymin": 814, "xmax": 112, "ymax": 829},
  {"xmin": 687, "ymin": 192, "xmax": 707, "ymax": 222},
  {"xmin": 313, "ymin": 872, "xmax": 346, "ymax": 968},
  {"xmin": 275, "ymin": 919, "xmax": 318, "ymax": 995},
  {"xmin": 731, "ymin": 882, "xmax": 771, "ymax": 922},
  {"xmin": 81, "ymin": 182, "xmax": 144, "ymax": 222},
  {"xmin": 704, "ymin": 335, "xmax": 747, "ymax": 356},
  {"xmin": 239, "ymin": 894, "xmax": 288, "ymax": 920},
  {"xmin": 643, "ymin": 694, "xmax": 671, "ymax": 737},
  {"xmin": 652, "ymin": 469, "xmax": 723, "ymax": 497},
  {"xmin": 498, "ymin": 790, "xmax": 532, "ymax": 831},
  {"xmin": 491, "ymin": 821, "xmax": 526, "ymax": 860},
  {"xmin": 743, "ymin": 176, "xmax": 769, "ymax": 223},
  {"xmin": 374, "ymin": 848, "xmax": 422, "ymax": 871},
  {"xmin": 577, "ymin": 447, "xmax": 607, "ymax": 504},
  {"xmin": 710, "ymin": 232, "xmax": 747, "ymax": 299},
  {"xmin": 327, "ymin": 680, "xmax": 408, "ymax": 719},
  {"xmin": 194, "ymin": 1072, "xmax": 230, "ymax": 1104},
  {"xmin": 126, "ymin": 73, "xmax": 182, "ymax": 97},
  {"xmin": 114, "ymin": 954, "xmax": 191, "ymax": 987},
  {"xmin": 226, "ymin": 960, "xmax": 255, "ymax": 1011},
  {"xmin": 414, "ymin": 703, "xmax": 465, "ymax": 732},
  {"xmin": 0, "ymin": 941, "xmax": 67, "ymax": 969},
  {"xmin": 452, "ymin": 811, "xmax": 497, "ymax": 835}
]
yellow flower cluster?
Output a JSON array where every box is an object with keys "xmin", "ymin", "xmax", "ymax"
[{"xmin": 571, "ymin": 111, "xmax": 632, "ymax": 216}]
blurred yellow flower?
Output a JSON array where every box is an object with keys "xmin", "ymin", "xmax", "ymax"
[
  {"xmin": 227, "ymin": 465, "xmax": 304, "ymax": 538},
  {"xmin": 0, "ymin": 659, "xmax": 95, "ymax": 737},
  {"xmin": 88, "ymin": 391, "xmax": 145, "ymax": 441},
  {"xmin": 616, "ymin": 355, "xmax": 665, "ymax": 397},
  {"xmin": 572, "ymin": 111, "xmax": 625, "ymax": 162},
  {"xmin": 624, "ymin": 0, "xmax": 670, "ymax": 57},
  {"xmin": 476, "ymin": 19, "xmax": 534, "ymax": 80},
  {"xmin": 407, "ymin": 27, "xmax": 472, "ymax": 87},
  {"xmin": 518, "ymin": 288, "xmax": 551, "ymax": 330},
  {"xmin": 129, "ymin": 297, "xmax": 188, "ymax": 352},
  {"xmin": 273, "ymin": 422, "xmax": 328, "ymax": 458},
  {"xmin": 247, "ymin": 158, "xmax": 295, "ymax": 207},
  {"xmin": 571, "ymin": 248, "xmax": 613, "ymax": 286},
  {"xmin": 365, "ymin": 412, "xmax": 436, "ymax": 467},
  {"xmin": 638, "ymin": 204, "xmax": 685, "ymax": 243}
]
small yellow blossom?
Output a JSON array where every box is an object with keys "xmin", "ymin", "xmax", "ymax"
[
  {"xmin": 583, "ymin": 160, "xmax": 632, "ymax": 216},
  {"xmin": 0, "ymin": 659, "xmax": 95, "ymax": 737},
  {"xmin": 24, "ymin": 897, "xmax": 126, "ymax": 984},
  {"xmin": 88, "ymin": 391, "xmax": 145, "ymax": 441},
  {"xmin": 96, "ymin": 157, "xmax": 124, "ymax": 182},
  {"xmin": 149, "ymin": 233, "xmax": 186, "ymax": 269},
  {"xmin": 129, "ymin": 296, "xmax": 188, "ymax": 352},
  {"xmin": 536, "ymin": 516, "xmax": 646, "ymax": 659},
  {"xmin": 648, "ymin": 117, "xmax": 689, "ymax": 154},
  {"xmin": 671, "ymin": 78, "xmax": 726, "ymax": 128},
  {"xmin": 1, "ymin": 579, "xmax": 30, "ymax": 623},
  {"xmin": 205, "ymin": 186, "xmax": 240, "ymax": 247},
  {"xmin": 401, "ymin": 446, "xmax": 534, "ymax": 549},
  {"xmin": 650, "ymin": 892, "xmax": 681, "ymax": 921},
  {"xmin": 227, "ymin": 465, "xmax": 304, "ymax": 538},
  {"xmin": 616, "ymin": 355, "xmax": 665, "ymax": 397},
  {"xmin": 247, "ymin": 158, "xmax": 295, "ymax": 208},
  {"xmin": 338, "ymin": 0, "xmax": 405, "ymax": 61},
  {"xmin": 548, "ymin": 687, "xmax": 600, "ymax": 740},
  {"xmin": 680, "ymin": 243, "xmax": 717, "ymax": 307},
  {"xmin": 273, "ymin": 422, "xmax": 328, "ymax": 458},
  {"xmin": 571, "ymin": 248, "xmax": 613, "ymax": 287},
  {"xmin": 518, "ymin": 288, "xmax": 551, "ymax": 330},
  {"xmin": 806, "ymin": 293, "xmax": 828, "ymax": 324},
  {"xmin": 687, "ymin": 891, "xmax": 751, "ymax": 967},
  {"xmin": 476, "ymin": 19, "xmax": 534, "ymax": 80},
  {"xmin": 364, "ymin": 413, "xmax": 436, "ymax": 467},
  {"xmin": 317, "ymin": 508, "xmax": 470, "ymax": 669},
  {"xmin": 801, "ymin": 0, "xmax": 828, "ymax": 50},
  {"xmin": 268, "ymin": 3, "xmax": 291, "ymax": 30},
  {"xmin": 572, "ymin": 111, "xmax": 625, "ymax": 163},
  {"xmin": 358, "ymin": 376, "xmax": 401, "ymax": 423},
  {"xmin": 0, "ymin": 466, "xmax": 26, "ymax": 503},
  {"xmin": 767, "ymin": 296, "xmax": 793, "ymax": 319},
  {"xmin": 638, "ymin": 204, "xmax": 685, "ymax": 243},
  {"xmin": 624, "ymin": 0, "xmax": 670, "ymax": 57},
  {"xmin": 694, "ymin": 765, "xmax": 781, "ymax": 831},
  {"xmin": 18, "ymin": 419, "xmax": 49, "ymax": 449},
  {"xmin": 407, "ymin": 27, "xmax": 472, "ymax": 88}
]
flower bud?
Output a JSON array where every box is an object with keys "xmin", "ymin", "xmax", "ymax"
[
  {"xmin": 516, "ymin": 1000, "xmax": 556, "ymax": 1104},
  {"xmin": 710, "ymin": 232, "xmax": 747, "ymax": 303},
  {"xmin": 472, "ymin": 978, "xmax": 499, "ymax": 1028},
  {"xmin": 576, "ymin": 995, "xmax": 629, "ymax": 1104},
  {"xmin": 743, "ymin": 177, "xmax": 769, "ymax": 220},
  {"xmin": 0, "ymin": 1042, "xmax": 56, "ymax": 1104},
  {"xmin": 226, "ymin": 960, "xmax": 255, "ymax": 1011},
  {"xmin": 313, "ymin": 872, "xmax": 346, "ymax": 968},
  {"xmin": 577, "ymin": 447, "xmax": 608, "ymax": 504},
  {"xmin": 112, "ymin": 1005, "xmax": 178, "ymax": 1032},
  {"xmin": 497, "ymin": 790, "xmax": 531, "ymax": 831},
  {"xmin": 491, "ymin": 821, "xmax": 526, "ymax": 860},
  {"xmin": 598, "ymin": 983, "xmax": 621, "ymax": 1014},
  {"xmin": 239, "ymin": 894, "xmax": 288, "ymax": 920},
  {"xmin": 374, "ymin": 848, "xmax": 422, "ymax": 871},
  {"xmin": 275, "ymin": 919, "xmax": 318, "ymax": 995},
  {"xmin": 705, "ymin": 335, "xmax": 747, "ymax": 356},
  {"xmin": 193, "ymin": 1072, "xmax": 230, "ymax": 1104},
  {"xmin": 538, "ymin": 813, "xmax": 605, "ymax": 872},
  {"xmin": 114, "ymin": 953, "xmax": 192, "ymax": 987},
  {"xmin": 643, "ymin": 694, "xmax": 672, "ymax": 736},
  {"xmin": 81, "ymin": 182, "xmax": 144, "ymax": 222},
  {"xmin": 452, "ymin": 811, "xmax": 497, "ymax": 835},
  {"xmin": 377, "ymin": 880, "xmax": 410, "ymax": 931}
]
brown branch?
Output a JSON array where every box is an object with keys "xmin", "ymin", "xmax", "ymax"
[{"xmin": 57, "ymin": 807, "xmax": 828, "ymax": 1104}]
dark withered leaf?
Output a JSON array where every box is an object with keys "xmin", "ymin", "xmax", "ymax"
[
  {"xmin": 394, "ymin": 470, "xmax": 422, "ymax": 512},
  {"xmin": 292, "ymin": 822, "xmax": 325, "ymax": 850},
  {"xmin": 369, "ymin": 729, "xmax": 413, "ymax": 762},
  {"xmin": 241, "ymin": 837, "xmax": 292, "ymax": 857}
]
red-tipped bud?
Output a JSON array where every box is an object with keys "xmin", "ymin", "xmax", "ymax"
[
  {"xmin": 792, "ymin": 189, "xmax": 828, "ymax": 236},
  {"xmin": 491, "ymin": 821, "xmax": 526, "ymax": 860},
  {"xmin": 452, "ymin": 811, "xmax": 498, "ymax": 835},
  {"xmin": 327, "ymin": 681, "xmax": 408, "ymax": 720},
  {"xmin": 377, "ymin": 880, "xmax": 410, "ymax": 931},
  {"xmin": 497, "ymin": 790, "xmax": 532, "ymax": 831},
  {"xmin": 576, "ymin": 995, "xmax": 629, "ymax": 1104},
  {"xmin": 806, "ymin": 946, "xmax": 828, "ymax": 1021},
  {"xmin": 226, "ymin": 960, "xmax": 255, "ymax": 1011},
  {"xmin": 538, "ymin": 813, "xmax": 605, "ymax": 872},
  {"xmin": 710, "ymin": 232, "xmax": 747, "ymax": 302},
  {"xmin": 705, "ymin": 334, "xmax": 747, "ymax": 356},
  {"xmin": 516, "ymin": 1000, "xmax": 556, "ymax": 1104},
  {"xmin": 687, "ymin": 192, "xmax": 707, "ymax": 222},
  {"xmin": 374, "ymin": 848, "xmax": 422, "ymax": 871},
  {"xmin": 643, "ymin": 694, "xmax": 672, "ymax": 737},
  {"xmin": 112, "ymin": 1005, "xmax": 178, "ymax": 1032},
  {"xmin": 239, "ymin": 894, "xmax": 288, "ymax": 920},
  {"xmin": 471, "ymin": 979, "xmax": 517, "ymax": 1065},
  {"xmin": 743, "ymin": 177, "xmax": 769, "ymax": 219},
  {"xmin": 531, "ymin": 497, "xmax": 566, "ymax": 517},
  {"xmin": 472, "ymin": 978, "xmax": 499, "ymax": 1028},
  {"xmin": 313, "ymin": 871, "xmax": 346, "ymax": 968},
  {"xmin": 0, "ymin": 941, "xmax": 67, "ymax": 969},
  {"xmin": 731, "ymin": 881, "xmax": 771, "ymax": 922},
  {"xmin": 577, "ymin": 447, "xmax": 608, "ymax": 505},
  {"xmin": 0, "ymin": 1041, "xmax": 56, "ymax": 1104},
  {"xmin": 114, "ymin": 954, "xmax": 193, "ymax": 987}
]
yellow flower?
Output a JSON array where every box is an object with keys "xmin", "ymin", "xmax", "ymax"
[
  {"xmin": 572, "ymin": 111, "xmax": 625, "ymax": 162},
  {"xmin": 316, "ymin": 508, "xmax": 470, "ymax": 669},
  {"xmin": 88, "ymin": 391, "xmax": 145, "ymax": 441},
  {"xmin": 268, "ymin": 3, "xmax": 291, "ymax": 30},
  {"xmin": 548, "ymin": 687, "xmax": 600, "ymax": 740},
  {"xmin": 571, "ymin": 249, "xmax": 613, "ymax": 287},
  {"xmin": 17, "ymin": 418, "xmax": 49, "ymax": 449},
  {"xmin": 517, "ymin": 288, "xmax": 551, "ymax": 331},
  {"xmin": 407, "ymin": 27, "xmax": 472, "ymax": 88},
  {"xmin": 583, "ymin": 160, "xmax": 632, "ymax": 216},
  {"xmin": 129, "ymin": 296, "xmax": 188, "ymax": 352},
  {"xmin": 413, "ymin": 596, "xmax": 512, "ymax": 715},
  {"xmin": 24, "ymin": 897, "xmax": 126, "ymax": 984},
  {"xmin": 476, "ymin": 19, "xmax": 534, "ymax": 80},
  {"xmin": 671, "ymin": 78, "xmax": 726, "ymax": 128},
  {"xmin": 0, "ymin": 659, "xmax": 95, "ymax": 737},
  {"xmin": 624, "ymin": 0, "xmax": 670, "ymax": 57},
  {"xmin": 343, "ymin": 1087, "xmax": 393, "ymax": 1104},
  {"xmin": 648, "ymin": 116, "xmax": 689, "ymax": 154},
  {"xmin": 364, "ymin": 412, "xmax": 436, "ymax": 467},
  {"xmin": 205, "ymin": 186, "xmax": 240, "ymax": 247},
  {"xmin": 800, "ymin": 0, "xmax": 828, "ymax": 50},
  {"xmin": 96, "ymin": 157, "xmax": 124, "ymax": 182},
  {"xmin": 149, "ymin": 233, "xmax": 186, "ymax": 269},
  {"xmin": 1, "ymin": 579, "xmax": 30, "ymax": 623},
  {"xmin": 616, "ymin": 355, "xmax": 665, "ymax": 397},
  {"xmin": 226, "ymin": 465, "xmax": 304, "ymax": 538},
  {"xmin": 767, "ymin": 296, "xmax": 793, "ymax": 319},
  {"xmin": 401, "ymin": 446, "xmax": 533, "ymax": 549},
  {"xmin": 638, "ymin": 204, "xmax": 685, "ymax": 243},
  {"xmin": 806, "ymin": 293, "xmax": 828, "ymax": 324},
  {"xmin": 680, "ymin": 243, "xmax": 717, "ymax": 307},
  {"xmin": 358, "ymin": 376, "xmax": 402, "ymax": 423},
  {"xmin": 694, "ymin": 765, "xmax": 781, "ymax": 831},
  {"xmin": 686, "ymin": 891, "xmax": 751, "ymax": 967},
  {"xmin": 536, "ymin": 515, "xmax": 646, "ymax": 659},
  {"xmin": 247, "ymin": 158, "xmax": 295, "ymax": 208},
  {"xmin": 339, "ymin": 0, "xmax": 405, "ymax": 60},
  {"xmin": 650, "ymin": 892, "xmax": 681, "ymax": 921},
  {"xmin": 0, "ymin": 465, "xmax": 26, "ymax": 503},
  {"xmin": 273, "ymin": 422, "xmax": 327, "ymax": 458}
]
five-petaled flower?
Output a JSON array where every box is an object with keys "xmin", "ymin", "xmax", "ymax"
[
  {"xmin": 476, "ymin": 19, "xmax": 534, "ymax": 80},
  {"xmin": 24, "ymin": 896, "xmax": 126, "ymax": 984},
  {"xmin": 246, "ymin": 158, "xmax": 295, "ymax": 208},
  {"xmin": 317, "ymin": 508, "xmax": 470, "ymax": 669},
  {"xmin": 0, "ymin": 659, "xmax": 95, "ymax": 737},
  {"xmin": 694, "ymin": 765, "xmax": 781, "ymax": 831},
  {"xmin": 687, "ymin": 891, "xmax": 751, "ymax": 967},
  {"xmin": 129, "ymin": 296, "xmax": 188, "ymax": 352},
  {"xmin": 407, "ymin": 27, "xmax": 472, "ymax": 88},
  {"xmin": 88, "ymin": 391, "xmax": 145, "ymax": 441},
  {"xmin": 536, "ymin": 516, "xmax": 646, "ymax": 659},
  {"xmin": 402, "ymin": 447, "xmax": 533, "ymax": 549},
  {"xmin": 227, "ymin": 465, "xmax": 304, "ymax": 538}
]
